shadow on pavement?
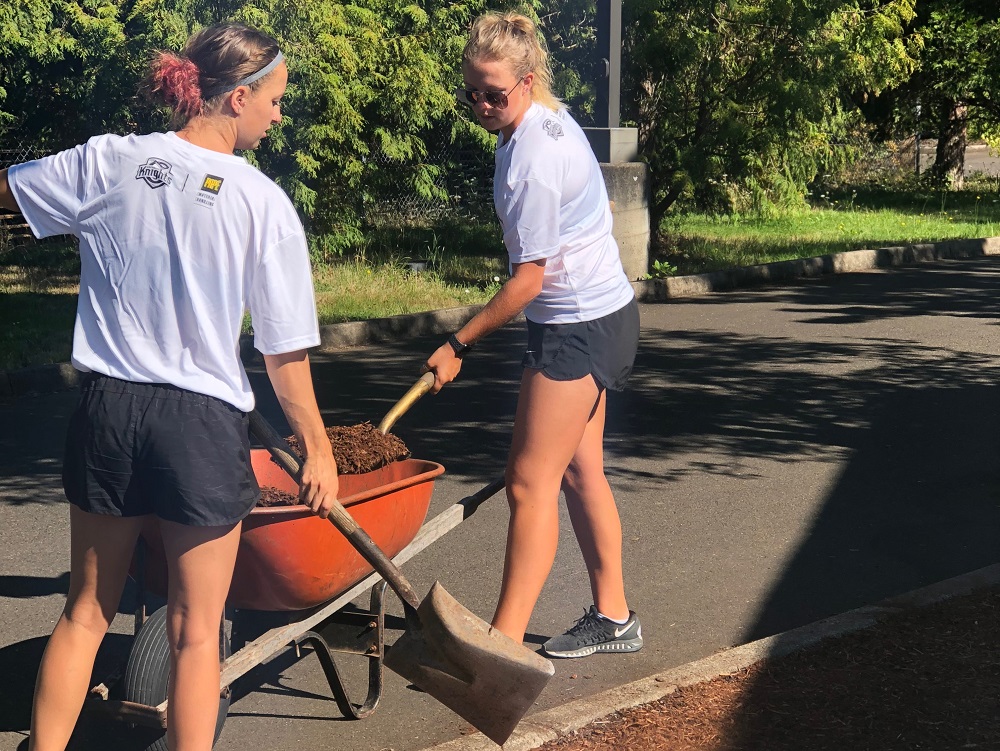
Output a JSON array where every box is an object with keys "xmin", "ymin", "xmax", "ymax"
[
  {"xmin": 0, "ymin": 572, "xmax": 70, "ymax": 599},
  {"xmin": 666, "ymin": 262, "xmax": 1000, "ymax": 747},
  {"xmin": 247, "ymin": 327, "xmax": 525, "ymax": 483},
  {"xmin": 0, "ymin": 633, "xmax": 132, "ymax": 731},
  {"xmin": 5, "ymin": 259, "xmax": 1000, "ymax": 749}
]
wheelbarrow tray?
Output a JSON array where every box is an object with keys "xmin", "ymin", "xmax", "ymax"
[{"xmin": 135, "ymin": 450, "xmax": 444, "ymax": 610}]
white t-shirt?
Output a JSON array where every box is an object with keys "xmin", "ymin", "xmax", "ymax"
[
  {"xmin": 9, "ymin": 131, "xmax": 319, "ymax": 411},
  {"xmin": 494, "ymin": 102, "xmax": 634, "ymax": 324}
]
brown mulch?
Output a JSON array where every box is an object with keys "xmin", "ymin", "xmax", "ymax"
[
  {"xmin": 541, "ymin": 586, "xmax": 1000, "ymax": 751},
  {"xmin": 256, "ymin": 486, "xmax": 299, "ymax": 507},
  {"xmin": 256, "ymin": 422, "xmax": 411, "ymax": 507},
  {"xmin": 284, "ymin": 422, "xmax": 410, "ymax": 474}
]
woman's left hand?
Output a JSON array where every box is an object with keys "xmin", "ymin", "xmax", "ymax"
[{"xmin": 298, "ymin": 451, "xmax": 340, "ymax": 518}]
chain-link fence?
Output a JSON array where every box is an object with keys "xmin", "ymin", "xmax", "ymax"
[
  {"xmin": 0, "ymin": 144, "xmax": 53, "ymax": 254},
  {"xmin": 364, "ymin": 142, "xmax": 495, "ymax": 225}
]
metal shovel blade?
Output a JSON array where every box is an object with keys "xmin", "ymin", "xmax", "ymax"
[{"xmin": 385, "ymin": 581, "xmax": 555, "ymax": 745}]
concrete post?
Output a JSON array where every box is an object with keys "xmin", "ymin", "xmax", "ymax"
[
  {"xmin": 584, "ymin": 0, "xmax": 649, "ymax": 280},
  {"xmin": 601, "ymin": 161, "xmax": 650, "ymax": 282}
]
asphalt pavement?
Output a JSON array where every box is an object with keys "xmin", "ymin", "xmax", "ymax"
[{"xmin": 3, "ymin": 256, "xmax": 1000, "ymax": 750}]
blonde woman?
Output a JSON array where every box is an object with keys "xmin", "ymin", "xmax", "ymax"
[
  {"xmin": 425, "ymin": 12, "xmax": 642, "ymax": 658},
  {"xmin": 1, "ymin": 23, "xmax": 338, "ymax": 750}
]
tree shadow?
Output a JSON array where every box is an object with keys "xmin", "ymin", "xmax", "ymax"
[
  {"xmin": 637, "ymin": 260, "xmax": 1000, "ymax": 748},
  {"xmin": 671, "ymin": 257, "xmax": 1000, "ymax": 324},
  {"xmin": 245, "ymin": 325, "xmax": 525, "ymax": 485}
]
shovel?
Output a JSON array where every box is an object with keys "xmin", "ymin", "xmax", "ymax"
[
  {"xmin": 378, "ymin": 370, "xmax": 435, "ymax": 434},
  {"xmin": 248, "ymin": 402, "xmax": 554, "ymax": 746}
]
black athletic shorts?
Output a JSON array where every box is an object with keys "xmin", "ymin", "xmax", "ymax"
[
  {"xmin": 62, "ymin": 373, "xmax": 260, "ymax": 526},
  {"xmin": 522, "ymin": 297, "xmax": 639, "ymax": 391}
]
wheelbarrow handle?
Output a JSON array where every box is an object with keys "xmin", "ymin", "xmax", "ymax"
[{"xmin": 248, "ymin": 409, "xmax": 422, "ymax": 610}]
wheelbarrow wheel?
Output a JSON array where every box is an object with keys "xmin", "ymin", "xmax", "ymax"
[{"xmin": 123, "ymin": 604, "xmax": 231, "ymax": 750}]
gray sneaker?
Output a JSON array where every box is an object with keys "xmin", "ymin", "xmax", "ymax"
[{"xmin": 542, "ymin": 606, "xmax": 643, "ymax": 658}]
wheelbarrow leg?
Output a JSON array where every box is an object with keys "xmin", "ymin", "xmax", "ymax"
[{"xmin": 294, "ymin": 581, "xmax": 388, "ymax": 720}]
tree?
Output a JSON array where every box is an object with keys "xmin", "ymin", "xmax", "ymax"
[
  {"xmin": 0, "ymin": 0, "xmax": 491, "ymax": 256},
  {"xmin": 881, "ymin": 3, "xmax": 1000, "ymax": 188},
  {"xmin": 175, "ymin": 0, "xmax": 488, "ymax": 255},
  {"xmin": 531, "ymin": 0, "xmax": 600, "ymax": 125},
  {"xmin": 621, "ymin": 0, "xmax": 919, "ymax": 232},
  {"xmin": 0, "ymin": 1, "xmax": 190, "ymax": 149}
]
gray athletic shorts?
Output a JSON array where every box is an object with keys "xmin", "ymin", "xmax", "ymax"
[
  {"xmin": 522, "ymin": 297, "xmax": 639, "ymax": 391},
  {"xmin": 62, "ymin": 373, "xmax": 260, "ymax": 526}
]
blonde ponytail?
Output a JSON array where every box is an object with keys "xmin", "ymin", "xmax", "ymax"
[{"xmin": 463, "ymin": 12, "xmax": 562, "ymax": 112}]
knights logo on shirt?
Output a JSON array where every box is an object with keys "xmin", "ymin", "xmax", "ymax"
[
  {"xmin": 135, "ymin": 157, "xmax": 174, "ymax": 189},
  {"xmin": 542, "ymin": 119, "xmax": 565, "ymax": 141}
]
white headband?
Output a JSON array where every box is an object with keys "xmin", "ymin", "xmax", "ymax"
[{"xmin": 203, "ymin": 51, "xmax": 284, "ymax": 99}]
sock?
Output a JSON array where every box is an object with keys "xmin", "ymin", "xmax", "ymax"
[{"xmin": 595, "ymin": 609, "xmax": 629, "ymax": 625}]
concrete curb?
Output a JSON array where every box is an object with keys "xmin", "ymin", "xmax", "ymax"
[
  {"xmin": 2, "ymin": 305, "xmax": 488, "ymax": 399},
  {"xmin": 632, "ymin": 236, "xmax": 1000, "ymax": 301},
  {"xmin": 4, "ymin": 235, "xmax": 999, "ymax": 397},
  {"xmin": 421, "ymin": 563, "xmax": 1000, "ymax": 751}
]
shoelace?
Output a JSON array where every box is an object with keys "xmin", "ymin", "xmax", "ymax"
[{"xmin": 566, "ymin": 609, "xmax": 610, "ymax": 643}]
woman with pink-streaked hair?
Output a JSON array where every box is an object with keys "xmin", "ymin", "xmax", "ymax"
[{"xmin": 1, "ymin": 23, "xmax": 337, "ymax": 751}]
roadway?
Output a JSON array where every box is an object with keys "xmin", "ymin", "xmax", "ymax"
[{"xmin": 2, "ymin": 257, "xmax": 1000, "ymax": 750}]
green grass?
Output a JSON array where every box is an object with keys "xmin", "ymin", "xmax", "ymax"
[
  {"xmin": 4, "ymin": 186, "xmax": 1000, "ymax": 371},
  {"xmin": 0, "ymin": 242, "xmax": 80, "ymax": 370},
  {"xmin": 657, "ymin": 187, "xmax": 1000, "ymax": 276},
  {"xmin": 0, "ymin": 233, "xmax": 507, "ymax": 372},
  {"xmin": 311, "ymin": 256, "xmax": 504, "ymax": 324}
]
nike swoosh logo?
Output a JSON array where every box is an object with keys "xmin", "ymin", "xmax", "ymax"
[{"xmin": 614, "ymin": 624, "xmax": 631, "ymax": 637}]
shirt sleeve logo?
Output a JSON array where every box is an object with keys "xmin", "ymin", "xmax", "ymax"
[
  {"xmin": 542, "ymin": 119, "xmax": 565, "ymax": 140},
  {"xmin": 135, "ymin": 157, "xmax": 174, "ymax": 189},
  {"xmin": 200, "ymin": 174, "xmax": 224, "ymax": 195}
]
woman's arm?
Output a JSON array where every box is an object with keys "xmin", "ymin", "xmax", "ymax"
[
  {"xmin": 263, "ymin": 349, "xmax": 340, "ymax": 517},
  {"xmin": 424, "ymin": 259, "xmax": 545, "ymax": 392},
  {"xmin": 0, "ymin": 169, "xmax": 21, "ymax": 212}
]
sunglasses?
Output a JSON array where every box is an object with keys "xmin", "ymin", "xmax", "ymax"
[{"xmin": 454, "ymin": 78, "xmax": 525, "ymax": 109}]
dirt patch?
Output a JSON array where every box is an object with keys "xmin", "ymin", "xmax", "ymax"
[
  {"xmin": 256, "ymin": 422, "xmax": 411, "ymax": 507},
  {"xmin": 540, "ymin": 586, "xmax": 1000, "ymax": 751}
]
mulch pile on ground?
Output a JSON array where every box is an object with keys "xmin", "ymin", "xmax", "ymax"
[
  {"xmin": 256, "ymin": 422, "xmax": 410, "ymax": 508},
  {"xmin": 541, "ymin": 586, "xmax": 1000, "ymax": 751}
]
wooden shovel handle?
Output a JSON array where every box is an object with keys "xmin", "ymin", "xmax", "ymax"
[
  {"xmin": 377, "ymin": 371, "xmax": 436, "ymax": 434},
  {"xmin": 248, "ymin": 409, "xmax": 421, "ymax": 610}
]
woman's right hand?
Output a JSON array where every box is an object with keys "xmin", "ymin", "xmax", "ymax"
[{"xmin": 425, "ymin": 342, "xmax": 464, "ymax": 393}]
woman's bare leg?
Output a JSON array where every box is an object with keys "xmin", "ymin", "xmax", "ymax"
[
  {"xmin": 159, "ymin": 519, "xmax": 242, "ymax": 751},
  {"xmin": 29, "ymin": 506, "xmax": 145, "ymax": 751},
  {"xmin": 562, "ymin": 390, "xmax": 629, "ymax": 620},
  {"xmin": 491, "ymin": 370, "xmax": 600, "ymax": 643}
]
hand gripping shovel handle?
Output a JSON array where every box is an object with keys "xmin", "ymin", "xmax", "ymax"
[{"xmin": 248, "ymin": 409, "xmax": 421, "ymax": 610}]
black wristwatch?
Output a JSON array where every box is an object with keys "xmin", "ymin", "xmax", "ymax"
[{"xmin": 447, "ymin": 333, "xmax": 473, "ymax": 358}]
